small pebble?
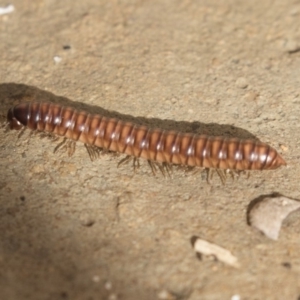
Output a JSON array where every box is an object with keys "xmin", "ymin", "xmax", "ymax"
[
  {"xmin": 182, "ymin": 194, "xmax": 191, "ymax": 201},
  {"xmin": 30, "ymin": 164, "xmax": 45, "ymax": 174},
  {"xmin": 79, "ymin": 212, "xmax": 95, "ymax": 227},
  {"xmin": 280, "ymin": 144, "xmax": 288, "ymax": 152},
  {"xmin": 92, "ymin": 275, "xmax": 100, "ymax": 283},
  {"xmin": 243, "ymin": 91, "xmax": 259, "ymax": 102},
  {"xmin": 53, "ymin": 55, "xmax": 62, "ymax": 63},
  {"xmin": 157, "ymin": 289, "xmax": 176, "ymax": 300},
  {"xmin": 108, "ymin": 294, "xmax": 117, "ymax": 300},
  {"xmin": 284, "ymin": 39, "xmax": 300, "ymax": 53},
  {"xmin": 235, "ymin": 77, "xmax": 248, "ymax": 89},
  {"xmin": 231, "ymin": 295, "xmax": 241, "ymax": 300},
  {"xmin": 231, "ymin": 58, "xmax": 240, "ymax": 64},
  {"xmin": 289, "ymin": 7, "xmax": 300, "ymax": 16},
  {"xmin": 282, "ymin": 262, "xmax": 292, "ymax": 269},
  {"xmin": 105, "ymin": 281, "xmax": 112, "ymax": 290},
  {"xmin": 255, "ymin": 244, "xmax": 268, "ymax": 250},
  {"xmin": 171, "ymin": 97, "xmax": 177, "ymax": 104}
]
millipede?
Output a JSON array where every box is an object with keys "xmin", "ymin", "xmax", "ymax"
[{"xmin": 6, "ymin": 101, "xmax": 286, "ymax": 181}]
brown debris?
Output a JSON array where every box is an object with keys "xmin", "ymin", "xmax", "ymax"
[{"xmin": 248, "ymin": 196, "xmax": 300, "ymax": 240}]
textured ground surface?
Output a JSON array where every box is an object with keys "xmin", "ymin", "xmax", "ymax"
[{"xmin": 0, "ymin": 1, "xmax": 300, "ymax": 299}]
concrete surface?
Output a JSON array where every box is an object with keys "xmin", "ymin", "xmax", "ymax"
[{"xmin": 0, "ymin": 0, "xmax": 300, "ymax": 299}]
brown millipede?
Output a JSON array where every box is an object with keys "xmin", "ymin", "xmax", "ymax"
[{"xmin": 6, "ymin": 102, "xmax": 286, "ymax": 176}]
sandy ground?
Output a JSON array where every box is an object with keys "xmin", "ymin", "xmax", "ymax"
[{"xmin": 0, "ymin": 0, "xmax": 300, "ymax": 299}]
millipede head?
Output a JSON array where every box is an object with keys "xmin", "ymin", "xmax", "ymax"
[
  {"xmin": 7, "ymin": 103, "xmax": 29, "ymax": 130},
  {"xmin": 7, "ymin": 107, "xmax": 22, "ymax": 130}
]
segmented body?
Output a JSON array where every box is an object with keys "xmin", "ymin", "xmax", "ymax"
[{"xmin": 7, "ymin": 102, "xmax": 286, "ymax": 170}]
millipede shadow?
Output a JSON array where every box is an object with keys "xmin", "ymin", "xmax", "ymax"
[{"xmin": 0, "ymin": 82, "xmax": 258, "ymax": 140}]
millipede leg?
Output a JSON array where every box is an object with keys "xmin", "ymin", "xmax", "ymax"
[
  {"xmin": 53, "ymin": 138, "xmax": 76, "ymax": 157},
  {"xmin": 67, "ymin": 140, "xmax": 76, "ymax": 157},
  {"xmin": 234, "ymin": 170, "xmax": 241, "ymax": 180},
  {"xmin": 17, "ymin": 127, "xmax": 26, "ymax": 139},
  {"xmin": 226, "ymin": 169, "xmax": 240, "ymax": 181},
  {"xmin": 84, "ymin": 144, "xmax": 102, "ymax": 161},
  {"xmin": 85, "ymin": 144, "xmax": 94, "ymax": 161},
  {"xmin": 133, "ymin": 157, "xmax": 140, "ymax": 172},
  {"xmin": 163, "ymin": 162, "xmax": 172, "ymax": 178},
  {"xmin": 39, "ymin": 131, "xmax": 55, "ymax": 139},
  {"xmin": 227, "ymin": 169, "xmax": 235, "ymax": 180},
  {"xmin": 94, "ymin": 146, "xmax": 103, "ymax": 159},
  {"xmin": 216, "ymin": 169, "xmax": 226, "ymax": 185},
  {"xmin": 53, "ymin": 138, "xmax": 67, "ymax": 154},
  {"xmin": 101, "ymin": 149, "xmax": 110, "ymax": 155},
  {"xmin": 1, "ymin": 121, "xmax": 10, "ymax": 132},
  {"xmin": 118, "ymin": 155, "xmax": 132, "ymax": 168},
  {"xmin": 158, "ymin": 164, "xmax": 166, "ymax": 177},
  {"xmin": 52, "ymin": 136, "xmax": 60, "ymax": 142},
  {"xmin": 184, "ymin": 166, "xmax": 195, "ymax": 173},
  {"xmin": 0, "ymin": 121, "xmax": 7, "ymax": 129},
  {"xmin": 206, "ymin": 168, "xmax": 214, "ymax": 184},
  {"xmin": 90, "ymin": 145, "xmax": 97, "ymax": 161},
  {"xmin": 25, "ymin": 130, "xmax": 34, "ymax": 145},
  {"xmin": 186, "ymin": 165, "xmax": 203, "ymax": 176},
  {"xmin": 147, "ymin": 160, "xmax": 157, "ymax": 176}
]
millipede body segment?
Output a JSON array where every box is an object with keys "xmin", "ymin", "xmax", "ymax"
[{"xmin": 7, "ymin": 102, "xmax": 286, "ymax": 171}]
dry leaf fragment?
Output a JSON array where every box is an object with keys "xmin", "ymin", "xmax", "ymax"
[
  {"xmin": 249, "ymin": 196, "xmax": 300, "ymax": 240},
  {"xmin": 192, "ymin": 237, "xmax": 240, "ymax": 268}
]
